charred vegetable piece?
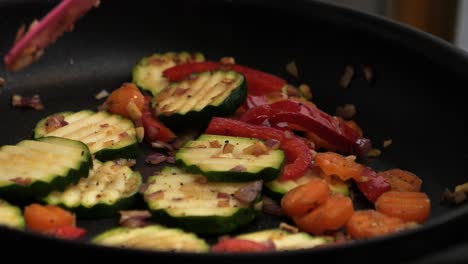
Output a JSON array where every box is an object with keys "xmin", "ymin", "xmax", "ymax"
[
  {"xmin": 142, "ymin": 167, "xmax": 262, "ymax": 234},
  {"xmin": 154, "ymin": 70, "xmax": 247, "ymax": 130},
  {"xmin": 133, "ymin": 52, "xmax": 205, "ymax": 96},
  {"xmin": 92, "ymin": 225, "xmax": 209, "ymax": 253},
  {"xmin": 0, "ymin": 199, "xmax": 24, "ymax": 229},
  {"xmin": 44, "ymin": 160, "xmax": 141, "ymax": 218},
  {"xmin": 0, "ymin": 137, "xmax": 91, "ymax": 200},
  {"xmin": 176, "ymin": 134, "xmax": 284, "ymax": 182},
  {"xmin": 34, "ymin": 110, "xmax": 138, "ymax": 161},
  {"xmin": 236, "ymin": 229, "xmax": 331, "ymax": 250}
]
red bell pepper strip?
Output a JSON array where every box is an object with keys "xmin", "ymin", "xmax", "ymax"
[
  {"xmin": 211, "ymin": 238, "xmax": 275, "ymax": 253},
  {"xmin": 205, "ymin": 117, "xmax": 311, "ymax": 180},
  {"xmin": 240, "ymin": 98, "xmax": 372, "ymax": 156},
  {"xmin": 356, "ymin": 167, "xmax": 391, "ymax": 203},
  {"xmin": 163, "ymin": 61, "xmax": 286, "ymax": 95},
  {"xmin": 140, "ymin": 96, "xmax": 176, "ymax": 143},
  {"xmin": 48, "ymin": 225, "xmax": 87, "ymax": 240}
]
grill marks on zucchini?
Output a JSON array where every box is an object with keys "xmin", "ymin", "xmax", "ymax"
[
  {"xmin": 176, "ymin": 134, "xmax": 284, "ymax": 182},
  {"xmin": 34, "ymin": 110, "xmax": 138, "ymax": 161},
  {"xmin": 236, "ymin": 229, "xmax": 331, "ymax": 250},
  {"xmin": 132, "ymin": 52, "xmax": 205, "ymax": 96},
  {"xmin": 92, "ymin": 225, "xmax": 209, "ymax": 253},
  {"xmin": 143, "ymin": 167, "xmax": 262, "ymax": 234},
  {"xmin": 44, "ymin": 160, "xmax": 141, "ymax": 218},
  {"xmin": 154, "ymin": 70, "xmax": 247, "ymax": 130},
  {"xmin": 0, "ymin": 199, "xmax": 24, "ymax": 229},
  {"xmin": 0, "ymin": 137, "xmax": 92, "ymax": 199}
]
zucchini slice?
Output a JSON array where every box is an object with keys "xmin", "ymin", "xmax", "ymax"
[
  {"xmin": 34, "ymin": 110, "xmax": 138, "ymax": 161},
  {"xmin": 44, "ymin": 160, "xmax": 142, "ymax": 218},
  {"xmin": 154, "ymin": 70, "xmax": 247, "ymax": 130},
  {"xmin": 143, "ymin": 167, "xmax": 262, "ymax": 234},
  {"xmin": 264, "ymin": 169, "xmax": 350, "ymax": 201},
  {"xmin": 176, "ymin": 134, "xmax": 284, "ymax": 182},
  {"xmin": 0, "ymin": 199, "xmax": 24, "ymax": 229},
  {"xmin": 0, "ymin": 137, "xmax": 92, "ymax": 200},
  {"xmin": 236, "ymin": 229, "xmax": 331, "ymax": 250},
  {"xmin": 92, "ymin": 225, "xmax": 209, "ymax": 253},
  {"xmin": 132, "ymin": 52, "xmax": 205, "ymax": 96}
]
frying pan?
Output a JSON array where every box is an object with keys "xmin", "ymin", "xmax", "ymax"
[{"xmin": 1, "ymin": 0, "xmax": 468, "ymax": 262}]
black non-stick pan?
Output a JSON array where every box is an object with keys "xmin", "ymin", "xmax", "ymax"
[{"xmin": 1, "ymin": 0, "xmax": 468, "ymax": 262}]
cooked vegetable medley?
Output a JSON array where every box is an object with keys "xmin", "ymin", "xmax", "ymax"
[{"xmin": 0, "ymin": 52, "xmax": 432, "ymax": 253}]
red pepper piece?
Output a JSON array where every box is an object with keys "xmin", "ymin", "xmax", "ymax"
[
  {"xmin": 140, "ymin": 96, "xmax": 176, "ymax": 143},
  {"xmin": 356, "ymin": 167, "xmax": 391, "ymax": 203},
  {"xmin": 211, "ymin": 238, "xmax": 275, "ymax": 253},
  {"xmin": 48, "ymin": 225, "xmax": 87, "ymax": 240},
  {"xmin": 206, "ymin": 117, "xmax": 311, "ymax": 180},
  {"xmin": 163, "ymin": 61, "xmax": 286, "ymax": 95},
  {"xmin": 162, "ymin": 61, "xmax": 220, "ymax": 82},
  {"xmin": 241, "ymin": 99, "xmax": 372, "ymax": 156},
  {"xmin": 141, "ymin": 112, "xmax": 176, "ymax": 143}
]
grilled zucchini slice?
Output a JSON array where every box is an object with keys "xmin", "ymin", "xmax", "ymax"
[
  {"xmin": 236, "ymin": 229, "xmax": 331, "ymax": 250},
  {"xmin": 0, "ymin": 199, "xmax": 24, "ymax": 229},
  {"xmin": 142, "ymin": 167, "xmax": 262, "ymax": 234},
  {"xmin": 92, "ymin": 225, "xmax": 209, "ymax": 253},
  {"xmin": 264, "ymin": 169, "xmax": 350, "ymax": 201},
  {"xmin": 44, "ymin": 160, "xmax": 141, "ymax": 218},
  {"xmin": 176, "ymin": 134, "xmax": 284, "ymax": 182},
  {"xmin": 154, "ymin": 70, "xmax": 247, "ymax": 130},
  {"xmin": 0, "ymin": 137, "xmax": 92, "ymax": 200},
  {"xmin": 34, "ymin": 110, "xmax": 138, "ymax": 161},
  {"xmin": 132, "ymin": 51, "xmax": 205, "ymax": 96}
]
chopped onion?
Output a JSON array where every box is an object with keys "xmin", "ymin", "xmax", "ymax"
[
  {"xmin": 11, "ymin": 94, "xmax": 44, "ymax": 110},
  {"xmin": 286, "ymin": 60, "xmax": 299, "ymax": 78},
  {"xmin": 145, "ymin": 153, "xmax": 167, "ymax": 165},
  {"xmin": 119, "ymin": 210, "xmax": 151, "ymax": 228},
  {"xmin": 339, "ymin": 64, "xmax": 354, "ymax": 88},
  {"xmin": 233, "ymin": 181, "xmax": 262, "ymax": 203},
  {"xmin": 94, "ymin": 89, "xmax": 109, "ymax": 100},
  {"xmin": 262, "ymin": 196, "xmax": 284, "ymax": 216},
  {"xmin": 279, "ymin": 222, "xmax": 298, "ymax": 233}
]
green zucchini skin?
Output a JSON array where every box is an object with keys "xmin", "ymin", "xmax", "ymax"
[
  {"xmin": 176, "ymin": 134, "xmax": 284, "ymax": 182},
  {"xmin": 0, "ymin": 137, "xmax": 92, "ymax": 201},
  {"xmin": 92, "ymin": 225, "xmax": 209, "ymax": 253},
  {"xmin": 264, "ymin": 169, "xmax": 350, "ymax": 201},
  {"xmin": 154, "ymin": 70, "xmax": 247, "ymax": 131},
  {"xmin": 143, "ymin": 167, "xmax": 262, "ymax": 235},
  {"xmin": 44, "ymin": 160, "xmax": 142, "ymax": 218},
  {"xmin": 0, "ymin": 199, "xmax": 25, "ymax": 230},
  {"xmin": 132, "ymin": 52, "xmax": 205, "ymax": 96},
  {"xmin": 33, "ymin": 110, "xmax": 139, "ymax": 161}
]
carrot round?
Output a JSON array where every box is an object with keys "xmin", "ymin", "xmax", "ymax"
[
  {"xmin": 281, "ymin": 179, "xmax": 330, "ymax": 217},
  {"xmin": 293, "ymin": 195, "xmax": 354, "ymax": 235},
  {"xmin": 314, "ymin": 152, "xmax": 364, "ymax": 181},
  {"xmin": 375, "ymin": 191, "xmax": 430, "ymax": 223},
  {"xmin": 346, "ymin": 210, "xmax": 413, "ymax": 239},
  {"xmin": 24, "ymin": 204, "xmax": 75, "ymax": 232},
  {"xmin": 378, "ymin": 169, "xmax": 422, "ymax": 192},
  {"xmin": 105, "ymin": 82, "xmax": 145, "ymax": 119}
]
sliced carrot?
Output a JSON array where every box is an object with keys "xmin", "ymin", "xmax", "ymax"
[
  {"xmin": 375, "ymin": 191, "xmax": 430, "ymax": 223},
  {"xmin": 281, "ymin": 179, "xmax": 330, "ymax": 217},
  {"xmin": 346, "ymin": 210, "xmax": 414, "ymax": 239},
  {"xmin": 293, "ymin": 194, "xmax": 354, "ymax": 235},
  {"xmin": 378, "ymin": 169, "xmax": 422, "ymax": 192},
  {"xmin": 314, "ymin": 152, "xmax": 364, "ymax": 181},
  {"xmin": 105, "ymin": 83, "xmax": 145, "ymax": 119},
  {"xmin": 24, "ymin": 204, "xmax": 75, "ymax": 232}
]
